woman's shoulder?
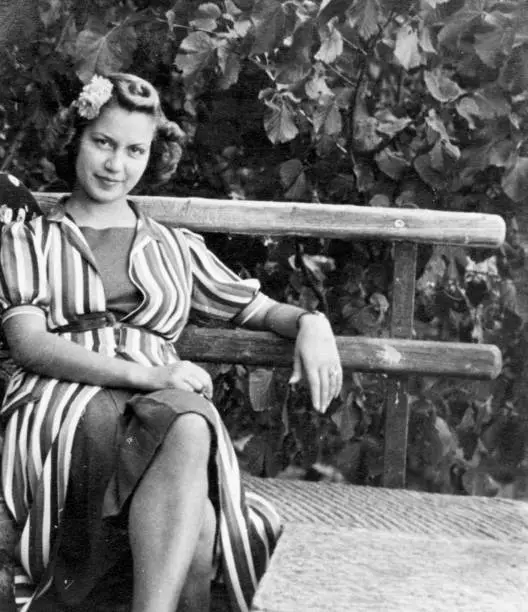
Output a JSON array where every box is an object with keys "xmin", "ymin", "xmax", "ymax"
[{"xmin": 146, "ymin": 215, "xmax": 205, "ymax": 247}]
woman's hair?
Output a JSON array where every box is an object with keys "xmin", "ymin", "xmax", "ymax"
[{"xmin": 47, "ymin": 73, "xmax": 186, "ymax": 189}]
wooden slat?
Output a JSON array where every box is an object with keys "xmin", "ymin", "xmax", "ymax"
[
  {"xmin": 383, "ymin": 242, "xmax": 417, "ymax": 489},
  {"xmin": 34, "ymin": 193, "xmax": 506, "ymax": 247},
  {"xmin": 177, "ymin": 327, "xmax": 502, "ymax": 379}
]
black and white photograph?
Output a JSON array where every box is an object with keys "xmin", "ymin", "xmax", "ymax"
[{"xmin": 0, "ymin": 1, "xmax": 526, "ymax": 611}]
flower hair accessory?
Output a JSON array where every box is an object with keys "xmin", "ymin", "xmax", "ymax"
[{"xmin": 74, "ymin": 75, "xmax": 114, "ymax": 120}]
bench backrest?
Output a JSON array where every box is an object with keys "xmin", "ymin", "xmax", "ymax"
[{"xmin": 34, "ymin": 194, "xmax": 506, "ymax": 488}]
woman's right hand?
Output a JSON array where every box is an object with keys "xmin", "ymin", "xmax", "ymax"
[{"xmin": 147, "ymin": 361, "xmax": 213, "ymax": 399}]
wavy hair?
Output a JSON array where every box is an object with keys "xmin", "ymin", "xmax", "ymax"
[{"xmin": 47, "ymin": 73, "xmax": 186, "ymax": 189}]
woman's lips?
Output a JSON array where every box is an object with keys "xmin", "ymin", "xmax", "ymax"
[{"xmin": 95, "ymin": 175, "xmax": 122, "ymax": 187}]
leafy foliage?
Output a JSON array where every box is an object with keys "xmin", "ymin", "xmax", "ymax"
[{"xmin": 1, "ymin": 0, "xmax": 528, "ymax": 496}]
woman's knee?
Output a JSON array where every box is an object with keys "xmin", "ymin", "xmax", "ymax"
[{"xmin": 164, "ymin": 412, "xmax": 212, "ymax": 465}]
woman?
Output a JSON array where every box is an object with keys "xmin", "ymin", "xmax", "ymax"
[{"xmin": 0, "ymin": 73, "xmax": 342, "ymax": 612}]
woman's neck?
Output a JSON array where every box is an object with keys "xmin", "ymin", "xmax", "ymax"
[{"xmin": 66, "ymin": 191, "xmax": 137, "ymax": 228}]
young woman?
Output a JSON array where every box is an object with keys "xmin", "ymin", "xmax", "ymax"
[{"xmin": 0, "ymin": 73, "xmax": 342, "ymax": 612}]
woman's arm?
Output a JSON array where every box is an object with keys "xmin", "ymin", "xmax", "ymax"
[
  {"xmin": 3, "ymin": 310, "xmax": 213, "ymax": 396},
  {"xmin": 241, "ymin": 299, "xmax": 343, "ymax": 412}
]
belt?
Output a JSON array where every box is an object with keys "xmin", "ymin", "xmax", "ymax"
[{"xmin": 51, "ymin": 311, "xmax": 164, "ymax": 338}]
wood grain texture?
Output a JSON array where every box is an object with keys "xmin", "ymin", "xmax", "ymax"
[
  {"xmin": 177, "ymin": 326, "xmax": 502, "ymax": 379},
  {"xmin": 34, "ymin": 193, "xmax": 506, "ymax": 247},
  {"xmin": 383, "ymin": 242, "xmax": 417, "ymax": 488}
]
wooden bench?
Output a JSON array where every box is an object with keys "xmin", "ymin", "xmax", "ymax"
[{"xmin": 1, "ymin": 194, "xmax": 526, "ymax": 611}]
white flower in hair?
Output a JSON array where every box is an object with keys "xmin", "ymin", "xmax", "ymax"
[{"xmin": 75, "ymin": 75, "xmax": 114, "ymax": 120}]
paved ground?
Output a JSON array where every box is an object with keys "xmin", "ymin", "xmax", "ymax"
[{"xmin": 245, "ymin": 477, "xmax": 528, "ymax": 612}]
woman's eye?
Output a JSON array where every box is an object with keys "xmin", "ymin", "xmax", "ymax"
[
  {"xmin": 129, "ymin": 146, "xmax": 146, "ymax": 157},
  {"xmin": 94, "ymin": 137, "xmax": 111, "ymax": 149}
]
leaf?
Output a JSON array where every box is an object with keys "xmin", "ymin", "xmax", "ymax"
[
  {"xmin": 279, "ymin": 159, "xmax": 308, "ymax": 200},
  {"xmin": 275, "ymin": 21, "xmax": 313, "ymax": 84},
  {"xmin": 0, "ymin": 0, "xmax": 38, "ymax": 47},
  {"xmin": 424, "ymin": 69, "xmax": 465, "ymax": 103},
  {"xmin": 313, "ymin": 98, "xmax": 342, "ymax": 136},
  {"xmin": 352, "ymin": 153, "xmax": 375, "ymax": 192},
  {"xmin": 474, "ymin": 22, "xmax": 515, "ymax": 69},
  {"xmin": 419, "ymin": 25, "xmax": 436, "ymax": 53},
  {"xmin": 473, "ymin": 87, "xmax": 510, "ymax": 118},
  {"xmin": 279, "ymin": 159, "xmax": 302, "ymax": 186},
  {"xmin": 305, "ymin": 66, "xmax": 334, "ymax": 99},
  {"xmin": 422, "ymin": 0, "xmax": 451, "ymax": 6},
  {"xmin": 437, "ymin": 6, "xmax": 483, "ymax": 48},
  {"xmin": 502, "ymin": 156, "xmax": 528, "ymax": 203},
  {"xmin": 368, "ymin": 194, "xmax": 390, "ymax": 207},
  {"xmin": 315, "ymin": 19, "xmax": 344, "ymax": 62},
  {"xmin": 455, "ymin": 97, "xmax": 480, "ymax": 129},
  {"xmin": 317, "ymin": 0, "xmax": 351, "ymax": 25},
  {"xmin": 489, "ymin": 140, "xmax": 514, "ymax": 168},
  {"xmin": 248, "ymin": 367, "xmax": 275, "ymax": 412},
  {"xmin": 414, "ymin": 153, "xmax": 448, "ymax": 190},
  {"xmin": 375, "ymin": 148, "xmax": 409, "ymax": 180},
  {"xmin": 348, "ymin": 0, "xmax": 381, "ymax": 41},
  {"xmin": 369, "ymin": 292, "xmax": 389, "ymax": 320},
  {"xmin": 250, "ymin": 0, "xmax": 286, "ymax": 55},
  {"xmin": 39, "ymin": 0, "xmax": 61, "ymax": 28},
  {"xmin": 225, "ymin": 0, "xmax": 243, "ymax": 17},
  {"xmin": 190, "ymin": 2, "xmax": 222, "ymax": 31},
  {"xmin": 174, "ymin": 31, "xmax": 217, "ymax": 77},
  {"xmin": 435, "ymin": 416, "xmax": 456, "ymax": 456},
  {"xmin": 353, "ymin": 104, "xmax": 383, "ymax": 152},
  {"xmin": 289, "ymin": 254, "xmax": 335, "ymax": 282},
  {"xmin": 500, "ymin": 44, "xmax": 528, "ymax": 94},
  {"xmin": 374, "ymin": 109, "xmax": 411, "ymax": 137},
  {"xmin": 217, "ymin": 42, "xmax": 241, "ymax": 89},
  {"xmin": 331, "ymin": 392, "xmax": 361, "ymax": 440},
  {"xmin": 425, "ymin": 110, "xmax": 460, "ymax": 159},
  {"xmin": 263, "ymin": 98, "xmax": 298, "ymax": 144},
  {"xmin": 394, "ymin": 24, "xmax": 423, "ymax": 70},
  {"xmin": 462, "ymin": 468, "xmax": 500, "ymax": 497},
  {"xmin": 241, "ymin": 435, "xmax": 267, "ymax": 475},
  {"xmin": 75, "ymin": 18, "xmax": 138, "ymax": 83}
]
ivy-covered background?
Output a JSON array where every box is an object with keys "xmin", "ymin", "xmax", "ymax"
[{"xmin": 1, "ymin": 0, "xmax": 528, "ymax": 498}]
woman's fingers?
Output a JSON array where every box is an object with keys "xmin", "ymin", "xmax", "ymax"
[
  {"xmin": 166, "ymin": 362, "xmax": 213, "ymax": 397},
  {"xmin": 305, "ymin": 366, "xmax": 321, "ymax": 412},
  {"xmin": 305, "ymin": 362, "xmax": 343, "ymax": 413},
  {"xmin": 319, "ymin": 366, "xmax": 330, "ymax": 413},
  {"xmin": 329, "ymin": 364, "xmax": 343, "ymax": 400},
  {"xmin": 189, "ymin": 365, "xmax": 213, "ymax": 397}
]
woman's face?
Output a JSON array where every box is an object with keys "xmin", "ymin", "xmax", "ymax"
[{"xmin": 74, "ymin": 104, "xmax": 156, "ymax": 205}]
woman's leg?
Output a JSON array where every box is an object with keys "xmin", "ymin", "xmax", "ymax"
[{"xmin": 129, "ymin": 413, "xmax": 217, "ymax": 612}]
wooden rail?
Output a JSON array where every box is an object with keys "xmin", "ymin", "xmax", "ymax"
[
  {"xmin": 178, "ymin": 327, "xmax": 501, "ymax": 379},
  {"xmin": 33, "ymin": 193, "xmax": 505, "ymax": 488},
  {"xmin": 35, "ymin": 194, "xmax": 506, "ymax": 247}
]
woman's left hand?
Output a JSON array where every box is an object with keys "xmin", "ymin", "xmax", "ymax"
[{"xmin": 289, "ymin": 313, "xmax": 342, "ymax": 413}]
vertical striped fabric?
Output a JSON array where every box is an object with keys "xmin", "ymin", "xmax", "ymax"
[{"xmin": 0, "ymin": 201, "xmax": 282, "ymax": 611}]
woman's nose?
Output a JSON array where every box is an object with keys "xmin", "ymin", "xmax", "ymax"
[{"xmin": 104, "ymin": 152, "xmax": 124, "ymax": 173}]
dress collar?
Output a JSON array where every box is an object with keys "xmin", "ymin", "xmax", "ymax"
[{"xmin": 45, "ymin": 196, "xmax": 164, "ymax": 243}]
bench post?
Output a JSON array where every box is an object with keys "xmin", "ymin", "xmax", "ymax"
[{"xmin": 382, "ymin": 241, "xmax": 417, "ymax": 488}]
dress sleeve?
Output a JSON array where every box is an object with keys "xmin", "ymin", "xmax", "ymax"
[
  {"xmin": 183, "ymin": 229, "xmax": 271, "ymax": 325},
  {"xmin": 0, "ymin": 221, "xmax": 50, "ymax": 325}
]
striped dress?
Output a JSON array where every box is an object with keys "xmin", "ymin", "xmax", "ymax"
[{"xmin": 0, "ymin": 200, "xmax": 282, "ymax": 611}]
